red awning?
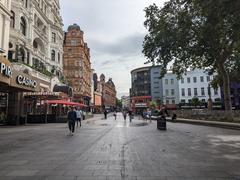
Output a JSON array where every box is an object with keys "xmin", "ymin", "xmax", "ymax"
[
  {"xmin": 131, "ymin": 96, "xmax": 152, "ymax": 100},
  {"xmin": 46, "ymin": 100, "xmax": 86, "ymax": 107}
]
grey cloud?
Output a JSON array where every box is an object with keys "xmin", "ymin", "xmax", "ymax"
[
  {"xmin": 100, "ymin": 60, "xmax": 112, "ymax": 66},
  {"xmin": 89, "ymin": 33, "xmax": 145, "ymax": 57},
  {"xmin": 59, "ymin": 0, "xmax": 166, "ymax": 97}
]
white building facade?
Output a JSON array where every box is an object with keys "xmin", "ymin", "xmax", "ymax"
[
  {"xmin": 121, "ymin": 95, "xmax": 130, "ymax": 109},
  {"xmin": 0, "ymin": 0, "xmax": 11, "ymax": 55},
  {"xmin": 178, "ymin": 69, "xmax": 221, "ymax": 104},
  {"xmin": 150, "ymin": 66, "xmax": 163, "ymax": 101},
  {"xmin": 162, "ymin": 73, "xmax": 179, "ymax": 105},
  {"xmin": 8, "ymin": 0, "xmax": 64, "ymax": 78}
]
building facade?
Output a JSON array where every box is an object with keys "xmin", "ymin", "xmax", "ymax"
[
  {"xmin": 130, "ymin": 67, "xmax": 152, "ymax": 113},
  {"xmin": 0, "ymin": 0, "xmax": 69, "ymax": 125},
  {"xmin": 150, "ymin": 66, "xmax": 163, "ymax": 101},
  {"xmin": 63, "ymin": 24, "xmax": 92, "ymax": 105},
  {"xmin": 99, "ymin": 74, "xmax": 116, "ymax": 110},
  {"xmin": 121, "ymin": 95, "xmax": 130, "ymax": 110},
  {"xmin": 92, "ymin": 73, "xmax": 103, "ymax": 113},
  {"xmin": 0, "ymin": 0, "xmax": 11, "ymax": 55},
  {"xmin": 8, "ymin": 0, "xmax": 64, "ymax": 78},
  {"xmin": 131, "ymin": 67, "xmax": 151, "ymax": 97},
  {"xmin": 221, "ymin": 83, "xmax": 240, "ymax": 109},
  {"xmin": 162, "ymin": 73, "xmax": 179, "ymax": 105},
  {"xmin": 131, "ymin": 66, "xmax": 223, "ymax": 110},
  {"xmin": 178, "ymin": 69, "xmax": 221, "ymax": 104}
]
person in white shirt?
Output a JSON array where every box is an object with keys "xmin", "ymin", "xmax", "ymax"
[{"xmin": 75, "ymin": 107, "xmax": 82, "ymax": 127}]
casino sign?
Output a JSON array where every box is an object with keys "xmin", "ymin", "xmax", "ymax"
[{"xmin": 16, "ymin": 75, "xmax": 37, "ymax": 88}]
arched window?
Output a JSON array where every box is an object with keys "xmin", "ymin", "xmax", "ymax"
[
  {"xmin": 10, "ymin": 11, "xmax": 15, "ymax": 28},
  {"xmin": 25, "ymin": 0, "xmax": 28, "ymax": 8},
  {"xmin": 33, "ymin": 40, "xmax": 38, "ymax": 49},
  {"xmin": 20, "ymin": 17, "xmax": 27, "ymax": 36},
  {"xmin": 18, "ymin": 48, "xmax": 25, "ymax": 62},
  {"xmin": 51, "ymin": 50, "xmax": 55, "ymax": 61},
  {"xmin": 58, "ymin": 52, "xmax": 60, "ymax": 62},
  {"xmin": 8, "ymin": 43, "xmax": 14, "ymax": 61}
]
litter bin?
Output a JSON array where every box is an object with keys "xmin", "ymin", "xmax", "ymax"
[
  {"xmin": 151, "ymin": 116, "xmax": 167, "ymax": 130},
  {"xmin": 157, "ymin": 116, "xmax": 167, "ymax": 130}
]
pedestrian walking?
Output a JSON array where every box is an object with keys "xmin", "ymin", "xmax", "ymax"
[
  {"xmin": 104, "ymin": 110, "xmax": 108, "ymax": 119},
  {"xmin": 113, "ymin": 112, "xmax": 117, "ymax": 120},
  {"xmin": 128, "ymin": 110, "xmax": 133, "ymax": 123},
  {"xmin": 123, "ymin": 111, "xmax": 127, "ymax": 120},
  {"xmin": 75, "ymin": 107, "xmax": 82, "ymax": 127},
  {"xmin": 67, "ymin": 107, "xmax": 77, "ymax": 135},
  {"xmin": 147, "ymin": 109, "xmax": 152, "ymax": 122},
  {"xmin": 172, "ymin": 113, "xmax": 177, "ymax": 122}
]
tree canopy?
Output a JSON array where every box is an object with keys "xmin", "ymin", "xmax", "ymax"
[{"xmin": 143, "ymin": 0, "xmax": 240, "ymax": 112}]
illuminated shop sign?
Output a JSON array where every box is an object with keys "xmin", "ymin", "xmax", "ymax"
[
  {"xmin": 16, "ymin": 75, "xmax": 37, "ymax": 88},
  {"xmin": 135, "ymin": 103, "xmax": 147, "ymax": 108},
  {"xmin": 0, "ymin": 62, "xmax": 12, "ymax": 77}
]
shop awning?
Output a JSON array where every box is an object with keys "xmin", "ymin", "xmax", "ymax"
[
  {"xmin": 46, "ymin": 100, "xmax": 86, "ymax": 107},
  {"xmin": 131, "ymin": 96, "xmax": 152, "ymax": 100}
]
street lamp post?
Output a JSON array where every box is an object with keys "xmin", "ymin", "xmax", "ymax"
[{"xmin": 208, "ymin": 84, "xmax": 213, "ymax": 111}]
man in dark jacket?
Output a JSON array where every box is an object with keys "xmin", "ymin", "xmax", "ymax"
[
  {"xmin": 104, "ymin": 110, "xmax": 108, "ymax": 119},
  {"xmin": 128, "ymin": 110, "xmax": 133, "ymax": 123},
  {"xmin": 67, "ymin": 107, "xmax": 77, "ymax": 135}
]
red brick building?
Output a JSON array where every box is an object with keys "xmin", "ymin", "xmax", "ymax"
[
  {"xmin": 100, "ymin": 74, "xmax": 116, "ymax": 110},
  {"xmin": 63, "ymin": 24, "xmax": 92, "ymax": 105}
]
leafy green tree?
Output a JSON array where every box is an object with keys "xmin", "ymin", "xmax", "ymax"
[
  {"xmin": 143, "ymin": 0, "xmax": 240, "ymax": 115},
  {"xmin": 192, "ymin": 97, "xmax": 200, "ymax": 108},
  {"xmin": 116, "ymin": 98, "xmax": 122, "ymax": 108},
  {"xmin": 149, "ymin": 100, "xmax": 157, "ymax": 108}
]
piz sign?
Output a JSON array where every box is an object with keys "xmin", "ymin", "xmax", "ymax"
[{"xmin": 0, "ymin": 62, "xmax": 12, "ymax": 77}]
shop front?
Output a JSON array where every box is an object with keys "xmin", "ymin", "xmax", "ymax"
[
  {"xmin": 0, "ymin": 56, "xmax": 11, "ymax": 124},
  {"xmin": 0, "ymin": 56, "xmax": 40, "ymax": 125},
  {"xmin": 131, "ymin": 96, "xmax": 152, "ymax": 114}
]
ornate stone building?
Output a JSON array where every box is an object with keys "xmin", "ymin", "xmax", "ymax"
[
  {"xmin": 63, "ymin": 24, "xmax": 92, "ymax": 105},
  {"xmin": 0, "ymin": 0, "xmax": 69, "ymax": 125},
  {"xmin": 100, "ymin": 74, "xmax": 116, "ymax": 110},
  {"xmin": 0, "ymin": 0, "xmax": 11, "ymax": 55},
  {"xmin": 8, "ymin": 0, "xmax": 64, "ymax": 78}
]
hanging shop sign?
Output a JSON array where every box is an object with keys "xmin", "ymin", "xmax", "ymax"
[{"xmin": 135, "ymin": 103, "xmax": 148, "ymax": 108}]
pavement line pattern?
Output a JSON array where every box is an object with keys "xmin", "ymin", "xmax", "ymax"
[{"xmin": 0, "ymin": 113, "xmax": 240, "ymax": 180}]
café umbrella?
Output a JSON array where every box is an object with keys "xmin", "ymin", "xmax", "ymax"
[{"xmin": 44, "ymin": 100, "xmax": 86, "ymax": 123}]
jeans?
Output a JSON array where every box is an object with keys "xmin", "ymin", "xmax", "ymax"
[
  {"xmin": 76, "ymin": 118, "xmax": 81, "ymax": 127},
  {"xmin": 68, "ymin": 120, "xmax": 75, "ymax": 133}
]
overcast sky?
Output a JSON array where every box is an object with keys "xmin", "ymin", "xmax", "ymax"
[{"xmin": 59, "ymin": 0, "xmax": 166, "ymax": 98}]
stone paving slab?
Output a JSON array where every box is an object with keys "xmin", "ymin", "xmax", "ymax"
[{"xmin": 0, "ymin": 114, "xmax": 240, "ymax": 179}]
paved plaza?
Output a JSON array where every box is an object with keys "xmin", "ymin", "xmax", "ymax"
[{"xmin": 0, "ymin": 113, "xmax": 240, "ymax": 180}]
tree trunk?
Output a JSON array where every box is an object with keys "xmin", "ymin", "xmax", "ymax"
[{"xmin": 219, "ymin": 65, "xmax": 232, "ymax": 113}]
